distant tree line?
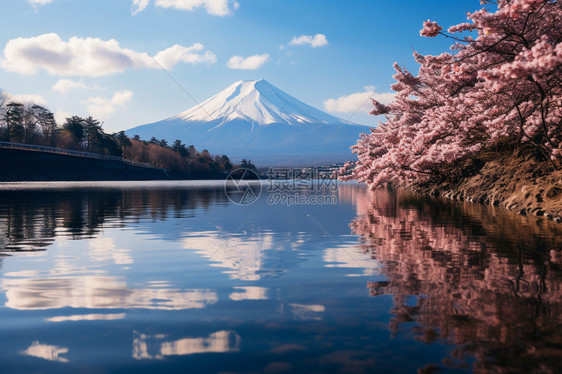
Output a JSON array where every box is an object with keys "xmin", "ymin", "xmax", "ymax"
[{"xmin": 0, "ymin": 95, "xmax": 254, "ymax": 174}]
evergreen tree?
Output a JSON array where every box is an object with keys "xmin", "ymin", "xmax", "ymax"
[
  {"xmin": 21, "ymin": 104, "xmax": 39, "ymax": 143},
  {"xmin": 63, "ymin": 116, "xmax": 85, "ymax": 146},
  {"xmin": 172, "ymin": 139, "xmax": 189, "ymax": 158},
  {"xmin": 99, "ymin": 133, "xmax": 122, "ymax": 157},
  {"xmin": 5, "ymin": 103, "xmax": 24, "ymax": 142},
  {"xmin": 32, "ymin": 105, "xmax": 57, "ymax": 146},
  {"xmin": 83, "ymin": 116, "xmax": 103, "ymax": 152},
  {"xmin": 115, "ymin": 131, "xmax": 131, "ymax": 148}
]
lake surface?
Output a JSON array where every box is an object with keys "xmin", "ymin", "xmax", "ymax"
[{"xmin": 0, "ymin": 181, "xmax": 561, "ymax": 373}]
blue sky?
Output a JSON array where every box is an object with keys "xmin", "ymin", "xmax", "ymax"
[{"xmin": 0, "ymin": 0, "xmax": 485, "ymax": 132}]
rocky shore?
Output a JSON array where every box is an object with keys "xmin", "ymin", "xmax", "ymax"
[{"xmin": 418, "ymin": 150, "xmax": 562, "ymax": 223}]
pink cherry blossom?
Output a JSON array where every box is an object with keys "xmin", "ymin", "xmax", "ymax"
[
  {"xmin": 343, "ymin": 0, "xmax": 562, "ymax": 189},
  {"xmin": 420, "ymin": 20, "xmax": 443, "ymax": 37}
]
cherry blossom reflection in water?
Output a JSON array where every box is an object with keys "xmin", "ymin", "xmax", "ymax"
[{"xmin": 350, "ymin": 188, "xmax": 562, "ymax": 373}]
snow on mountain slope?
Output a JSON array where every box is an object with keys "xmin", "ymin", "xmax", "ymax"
[
  {"xmin": 126, "ymin": 79, "xmax": 369, "ymax": 166},
  {"xmin": 175, "ymin": 79, "xmax": 351, "ymax": 126}
]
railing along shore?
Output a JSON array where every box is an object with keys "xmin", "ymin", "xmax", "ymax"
[{"xmin": 0, "ymin": 141, "xmax": 162, "ymax": 170}]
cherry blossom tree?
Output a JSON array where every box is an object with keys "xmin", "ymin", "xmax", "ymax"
[{"xmin": 344, "ymin": 0, "xmax": 562, "ymax": 189}]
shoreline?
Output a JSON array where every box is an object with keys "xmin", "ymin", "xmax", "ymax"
[{"xmin": 414, "ymin": 151, "xmax": 562, "ymax": 224}]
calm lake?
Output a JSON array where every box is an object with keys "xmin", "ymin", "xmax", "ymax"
[{"xmin": 0, "ymin": 181, "xmax": 561, "ymax": 373}]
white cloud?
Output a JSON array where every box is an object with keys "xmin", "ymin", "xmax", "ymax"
[
  {"xmin": 54, "ymin": 110, "xmax": 71, "ymax": 124},
  {"xmin": 154, "ymin": 43, "xmax": 216, "ymax": 69},
  {"xmin": 227, "ymin": 53, "xmax": 270, "ymax": 70},
  {"xmin": 22, "ymin": 341, "xmax": 69, "ymax": 363},
  {"xmin": 89, "ymin": 237, "xmax": 133, "ymax": 265},
  {"xmin": 155, "ymin": 0, "xmax": 239, "ymax": 16},
  {"xmin": 28, "ymin": 0, "xmax": 53, "ymax": 5},
  {"xmin": 131, "ymin": 0, "xmax": 150, "ymax": 15},
  {"xmin": 289, "ymin": 34, "xmax": 328, "ymax": 48},
  {"xmin": 229, "ymin": 287, "xmax": 268, "ymax": 301},
  {"xmin": 324, "ymin": 86, "xmax": 395, "ymax": 114},
  {"xmin": 83, "ymin": 90, "xmax": 133, "ymax": 118},
  {"xmin": 5, "ymin": 93, "xmax": 47, "ymax": 105},
  {"xmin": 47, "ymin": 313, "xmax": 126, "ymax": 323},
  {"xmin": 0, "ymin": 33, "xmax": 216, "ymax": 77},
  {"xmin": 52, "ymin": 79, "xmax": 95, "ymax": 94}
]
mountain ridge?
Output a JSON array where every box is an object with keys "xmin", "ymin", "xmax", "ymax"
[{"xmin": 127, "ymin": 79, "xmax": 368, "ymax": 166}]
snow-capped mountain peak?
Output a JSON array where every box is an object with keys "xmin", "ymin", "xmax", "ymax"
[
  {"xmin": 173, "ymin": 79, "xmax": 350, "ymax": 126},
  {"xmin": 127, "ymin": 79, "xmax": 368, "ymax": 166}
]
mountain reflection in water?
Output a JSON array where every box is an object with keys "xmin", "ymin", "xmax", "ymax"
[{"xmin": 0, "ymin": 182, "xmax": 560, "ymax": 373}]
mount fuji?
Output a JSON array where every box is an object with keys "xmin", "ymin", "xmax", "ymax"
[{"xmin": 126, "ymin": 79, "xmax": 368, "ymax": 166}]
